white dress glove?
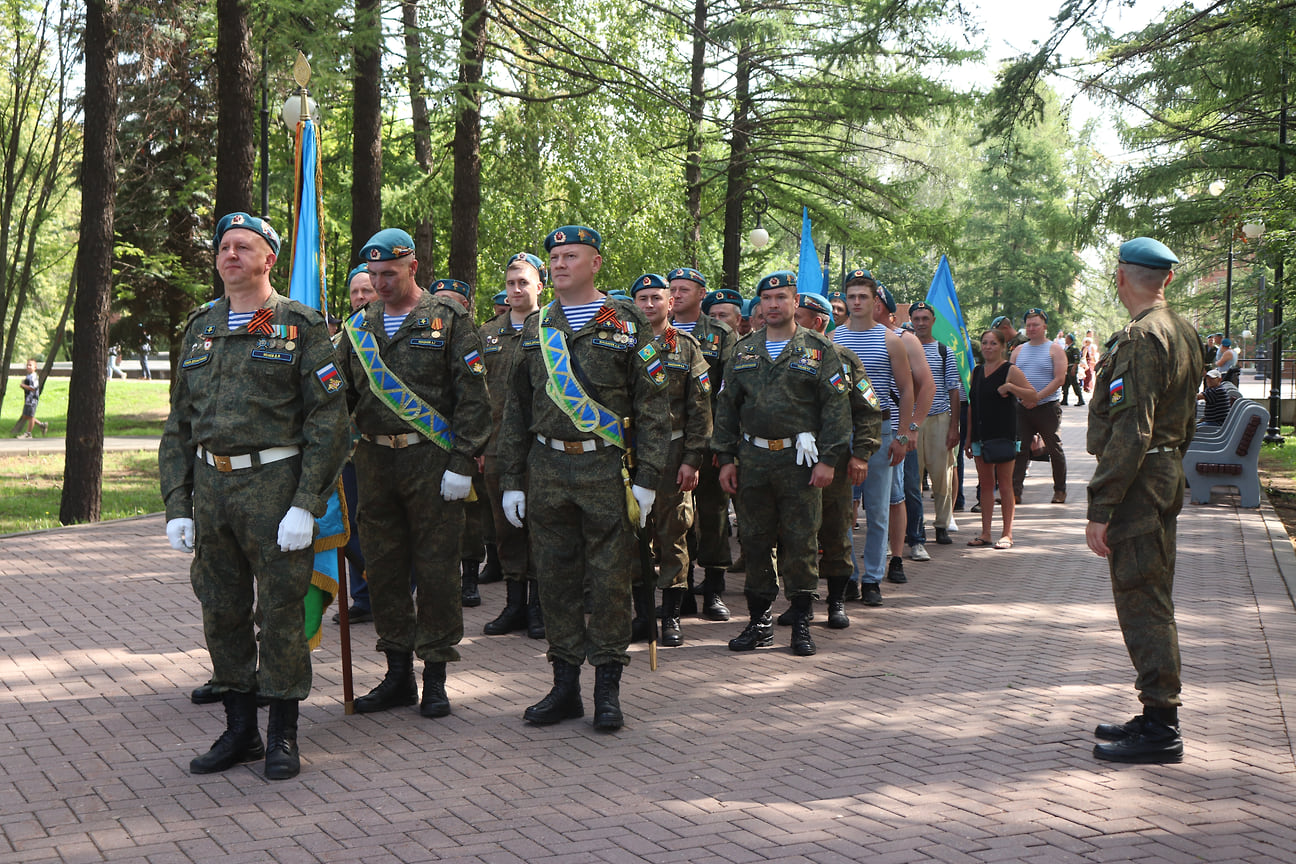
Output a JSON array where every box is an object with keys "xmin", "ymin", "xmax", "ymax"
[
  {"xmin": 503, "ymin": 490, "xmax": 526, "ymax": 528},
  {"xmin": 277, "ymin": 506, "xmax": 315, "ymax": 552},
  {"xmin": 631, "ymin": 485, "xmax": 656, "ymax": 528},
  {"xmin": 441, "ymin": 470, "xmax": 473, "ymax": 501},
  {"xmin": 166, "ymin": 517, "xmax": 195, "ymax": 552},
  {"xmin": 795, "ymin": 432, "xmax": 819, "ymax": 467}
]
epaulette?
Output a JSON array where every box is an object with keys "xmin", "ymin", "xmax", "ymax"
[{"xmin": 185, "ymin": 299, "xmax": 219, "ymax": 326}]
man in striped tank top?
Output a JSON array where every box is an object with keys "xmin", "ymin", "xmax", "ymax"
[
  {"xmin": 1009, "ymin": 309, "xmax": 1068, "ymax": 504},
  {"xmin": 833, "ymin": 270, "xmax": 914, "ymax": 607}
]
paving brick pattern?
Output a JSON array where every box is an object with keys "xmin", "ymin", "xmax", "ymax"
[{"xmin": 4, "ymin": 407, "xmax": 1296, "ymax": 863}]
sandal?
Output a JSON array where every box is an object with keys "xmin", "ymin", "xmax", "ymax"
[
  {"xmin": 967, "ymin": 537, "xmax": 992, "ymax": 547},
  {"xmin": 994, "ymin": 537, "xmax": 1014, "ymax": 549}
]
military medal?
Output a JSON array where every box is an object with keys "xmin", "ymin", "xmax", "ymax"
[
  {"xmin": 203, "ymin": 339, "xmax": 212, "ymax": 350},
  {"xmin": 285, "ymin": 340, "xmax": 295, "ymax": 350},
  {"xmin": 257, "ymin": 338, "xmax": 268, "ymax": 349},
  {"xmin": 431, "ymin": 330, "xmax": 442, "ymax": 338}
]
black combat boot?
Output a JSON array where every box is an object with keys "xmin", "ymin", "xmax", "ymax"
[
  {"xmin": 354, "ymin": 651, "xmax": 417, "ymax": 713},
  {"xmin": 420, "ymin": 662, "xmax": 451, "ymax": 718},
  {"xmin": 190, "ymin": 691, "xmax": 264, "ymax": 774},
  {"xmin": 461, "ymin": 559, "xmax": 481, "ymax": 607},
  {"xmin": 526, "ymin": 579, "xmax": 546, "ymax": 639},
  {"xmin": 1093, "ymin": 715, "xmax": 1183, "ymax": 763},
  {"xmin": 523, "ymin": 659, "xmax": 583, "ymax": 725},
  {"xmin": 264, "ymin": 699, "xmax": 300, "ymax": 780},
  {"xmin": 825, "ymin": 575, "xmax": 850, "ymax": 629},
  {"xmin": 790, "ymin": 595, "xmax": 816, "ymax": 656},
  {"xmin": 701, "ymin": 567, "xmax": 731, "ymax": 621},
  {"xmin": 660, "ymin": 587, "xmax": 685, "ymax": 647},
  {"xmin": 478, "ymin": 542, "xmax": 503, "ymax": 583},
  {"xmin": 728, "ymin": 594, "xmax": 774, "ymax": 651},
  {"xmin": 630, "ymin": 583, "xmax": 653, "ymax": 643},
  {"xmin": 592, "ymin": 663, "xmax": 624, "ymax": 731},
  {"xmin": 190, "ymin": 680, "xmax": 221, "ymax": 704},
  {"xmin": 483, "ymin": 579, "xmax": 528, "ymax": 635}
]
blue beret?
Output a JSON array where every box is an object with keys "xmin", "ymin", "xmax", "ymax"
[
  {"xmin": 431, "ymin": 278, "xmax": 472, "ymax": 298},
  {"xmin": 545, "ymin": 225, "xmax": 601, "ymax": 252},
  {"xmin": 346, "ymin": 264, "xmax": 371, "ymax": 285},
  {"xmin": 492, "ymin": 290, "xmax": 508, "ymax": 305},
  {"xmin": 842, "ymin": 267, "xmax": 874, "ymax": 289},
  {"xmin": 214, "ymin": 212, "xmax": 280, "ymax": 256},
  {"xmin": 666, "ymin": 267, "xmax": 707, "ymax": 287},
  {"xmin": 702, "ymin": 288, "xmax": 744, "ymax": 312},
  {"xmin": 361, "ymin": 228, "xmax": 416, "ymax": 262},
  {"xmin": 742, "ymin": 297, "xmax": 760, "ymax": 318},
  {"xmin": 506, "ymin": 252, "xmax": 547, "ymax": 284},
  {"xmin": 991, "ymin": 315, "xmax": 1011, "ymax": 328},
  {"xmin": 797, "ymin": 292, "xmax": 833, "ymax": 316},
  {"xmin": 1221, "ymin": 338, "xmax": 1232, "ymax": 347},
  {"xmin": 1119, "ymin": 237, "xmax": 1178, "ymax": 270},
  {"xmin": 630, "ymin": 273, "xmax": 669, "ymax": 295},
  {"xmin": 826, "ymin": 291, "xmax": 845, "ymax": 304},
  {"xmin": 607, "ymin": 289, "xmax": 628, "ymax": 298},
  {"xmin": 756, "ymin": 271, "xmax": 797, "ymax": 295},
  {"xmin": 878, "ymin": 285, "xmax": 897, "ymax": 314}
]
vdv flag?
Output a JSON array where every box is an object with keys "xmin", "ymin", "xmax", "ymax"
[
  {"xmin": 797, "ymin": 207, "xmax": 824, "ymax": 295},
  {"xmin": 287, "ymin": 112, "xmax": 349, "ymax": 648},
  {"xmin": 924, "ymin": 255, "xmax": 974, "ymax": 395}
]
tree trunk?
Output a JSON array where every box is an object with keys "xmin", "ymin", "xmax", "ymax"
[
  {"xmin": 683, "ymin": 0, "xmax": 707, "ymax": 267},
  {"xmin": 351, "ymin": 0, "xmax": 383, "ymax": 269},
  {"xmin": 447, "ymin": 0, "xmax": 487, "ymax": 300},
  {"xmin": 721, "ymin": 39, "xmax": 752, "ymax": 294},
  {"xmin": 214, "ymin": 0, "xmax": 254, "ymax": 296},
  {"xmin": 60, "ymin": 0, "xmax": 118, "ymax": 526},
  {"xmin": 401, "ymin": 0, "xmax": 435, "ymax": 277}
]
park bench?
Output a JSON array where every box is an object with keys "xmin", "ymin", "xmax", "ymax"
[{"xmin": 1184, "ymin": 399, "xmax": 1269, "ymax": 508}]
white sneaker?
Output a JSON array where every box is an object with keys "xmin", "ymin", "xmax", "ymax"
[
  {"xmin": 947, "ymin": 518, "xmax": 959, "ymax": 533},
  {"xmin": 908, "ymin": 543, "xmax": 931, "ymax": 562}
]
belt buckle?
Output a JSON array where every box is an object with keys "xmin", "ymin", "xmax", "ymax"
[
  {"xmin": 213, "ymin": 454, "xmax": 233, "ymax": 472},
  {"xmin": 768, "ymin": 438, "xmax": 785, "ymax": 451},
  {"xmin": 390, "ymin": 434, "xmax": 407, "ymax": 449},
  {"xmin": 563, "ymin": 440, "xmax": 584, "ymax": 455}
]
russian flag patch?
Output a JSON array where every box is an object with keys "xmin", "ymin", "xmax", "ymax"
[{"xmin": 316, "ymin": 362, "xmax": 343, "ymax": 394}]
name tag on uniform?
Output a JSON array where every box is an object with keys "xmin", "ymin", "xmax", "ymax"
[
  {"xmin": 788, "ymin": 361, "xmax": 817, "ymax": 375},
  {"xmin": 409, "ymin": 337, "xmax": 445, "ymax": 349},
  {"xmin": 732, "ymin": 358, "xmax": 759, "ymax": 372},
  {"xmin": 665, "ymin": 360, "xmax": 690, "ymax": 372},
  {"xmin": 522, "ymin": 337, "xmax": 540, "ymax": 349},
  {"xmin": 483, "ymin": 343, "xmax": 503, "ymax": 354},
  {"xmin": 701, "ymin": 346, "xmax": 719, "ymax": 358},
  {"xmin": 250, "ymin": 349, "xmax": 293, "ymax": 363},
  {"xmin": 182, "ymin": 354, "xmax": 211, "ymax": 370},
  {"xmin": 593, "ymin": 335, "xmax": 630, "ymax": 351}
]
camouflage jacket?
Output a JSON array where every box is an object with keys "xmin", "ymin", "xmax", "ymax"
[
  {"xmin": 159, "ymin": 290, "xmax": 349, "ymax": 520},
  {"xmin": 713, "ymin": 325, "xmax": 852, "ymax": 467},
  {"xmin": 654, "ymin": 326, "xmax": 714, "ymax": 469},
  {"xmin": 1086, "ymin": 301, "xmax": 1204, "ymax": 524},
  {"xmin": 672, "ymin": 313, "xmax": 735, "ymax": 410},
  {"xmin": 478, "ymin": 310, "xmax": 530, "ymax": 459},
  {"xmin": 497, "ymin": 294, "xmax": 671, "ymax": 490},
  {"xmin": 338, "ymin": 290, "xmax": 492, "ymax": 477}
]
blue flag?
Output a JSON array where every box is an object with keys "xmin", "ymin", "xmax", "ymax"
[
  {"xmin": 924, "ymin": 255, "xmax": 974, "ymax": 395},
  {"xmin": 286, "ymin": 113, "xmax": 347, "ymax": 648},
  {"xmin": 797, "ymin": 207, "xmax": 822, "ymax": 295}
]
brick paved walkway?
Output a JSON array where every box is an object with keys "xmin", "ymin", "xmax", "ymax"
[{"xmin": 4, "ymin": 407, "xmax": 1296, "ymax": 863}]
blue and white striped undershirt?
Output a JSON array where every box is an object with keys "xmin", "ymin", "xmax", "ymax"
[
  {"xmin": 560, "ymin": 299, "xmax": 606, "ymax": 332},
  {"xmin": 227, "ymin": 311, "xmax": 255, "ymax": 330},
  {"xmin": 922, "ymin": 340, "xmax": 962, "ymax": 415},
  {"xmin": 834, "ymin": 325, "xmax": 895, "ymax": 425},
  {"xmin": 765, "ymin": 339, "xmax": 789, "ymax": 359},
  {"xmin": 673, "ymin": 319, "xmax": 698, "ymax": 333},
  {"xmin": 1015, "ymin": 341, "xmax": 1060, "ymax": 404},
  {"xmin": 383, "ymin": 313, "xmax": 406, "ymax": 337}
]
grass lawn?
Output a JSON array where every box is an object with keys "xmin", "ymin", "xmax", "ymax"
[
  {"xmin": 0, "ymin": 450, "xmax": 163, "ymax": 535},
  {"xmin": 2, "ymin": 377, "xmax": 172, "ymax": 438},
  {"xmin": 1257, "ymin": 426, "xmax": 1296, "ymax": 542}
]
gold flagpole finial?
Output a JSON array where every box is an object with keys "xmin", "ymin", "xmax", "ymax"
[{"xmin": 293, "ymin": 51, "xmax": 312, "ymax": 89}]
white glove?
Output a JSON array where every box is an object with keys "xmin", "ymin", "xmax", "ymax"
[
  {"xmin": 503, "ymin": 490, "xmax": 526, "ymax": 528},
  {"xmin": 277, "ymin": 506, "xmax": 315, "ymax": 552},
  {"xmin": 631, "ymin": 485, "xmax": 656, "ymax": 528},
  {"xmin": 795, "ymin": 432, "xmax": 819, "ymax": 467},
  {"xmin": 166, "ymin": 517, "xmax": 195, "ymax": 552},
  {"xmin": 441, "ymin": 470, "xmax": 472, "ymax": 501}
]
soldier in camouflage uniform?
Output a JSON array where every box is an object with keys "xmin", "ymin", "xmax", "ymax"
[
  {"xmin": 1086, "ymin": 237, "xmax": 1203, "ymax": 764},
  {"xmin": 668, "ymin": 268, "xmax": 734, "ymax": 621},
  {"xmin": 160, "ymin": 212, "xmax": 349, "ymax": 781},
  {"xmin": 337, "ymin": 229, "xmax": 492, "ymax": 720},
  {"xmin": 498, "ymin": 225, "xmax": 669, "ymax": 731},
  {"xmin": 633, "ymin": 273, "xmax": 713, "ymax": 646},
  {"xmin": 481, "ymin": 252, "xmax": 546, "ymax": 639},
  {"xmin": 715, "ymin": 272, "xmax": 852, "ymax": 657},
  {"xmin": 774, "ymin": 292, "xmax": 881, "ymax": 630}
]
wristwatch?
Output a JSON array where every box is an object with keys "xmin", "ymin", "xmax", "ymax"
[
  {"xmin": 895, "ymin": 434, "xmax": 910, "ymax": 447},
  {"xmin": 908, "ymin": 422, "xmax": 920, "ymax": 432}
]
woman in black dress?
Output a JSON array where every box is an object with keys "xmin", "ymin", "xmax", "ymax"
[{"xmin": 966, "ymin": 328, "xmax": 1038, "ymax": 549}]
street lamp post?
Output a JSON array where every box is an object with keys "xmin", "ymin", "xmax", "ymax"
[{"xmin": 1209, "ymin": 179, "xmax": 1234, "ymax": 340}]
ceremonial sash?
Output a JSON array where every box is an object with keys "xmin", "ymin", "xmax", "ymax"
[
  {"xmin": 344, "ymin": 311, "xmax": 455, "ymax": 451},
  {"xmin": 538, "ymin": 301, "xmax": 628, "ymax": 450}
]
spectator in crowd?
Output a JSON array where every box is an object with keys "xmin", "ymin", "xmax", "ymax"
[
  {"xmin": 1010, "ymin": 309, "xmax": 1068, "ymax": 505},
  {"xmin": 1198, "ymin": 368, "xmax": 1231, "ymax": 428}
]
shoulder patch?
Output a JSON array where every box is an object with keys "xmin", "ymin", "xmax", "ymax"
[
  {"xmin": 316, "ymin": 362, "xmax": 344, "ymax": 394},
  {"xmin": 464, "ymin": 349, "xmax": 485, "ymax": 375},
  {"xmin": 1109, "ymin": 376, "xmax": 1127, "ymax": 413},
  {"xmin": 856, "ymin": 375, "xmax": 881, "ymax": 410}
]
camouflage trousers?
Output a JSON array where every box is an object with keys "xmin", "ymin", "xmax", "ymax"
[
  {"xmin": 648, "ymin": 438, "xmax": 693, "ymax": 590},
  {"xmin": 483, "ymin": 457, "xmax": 532, "ymax": 583},
  {"xmin": 818, "ymin": 456, "xmax": 853, "ymax": 582},
  {"xmin": 459, "ymin": 466, "xmax": 489, "ymax": 563},
  {"xmin": 1108, "ymin": 475, "xmax": 1183, "ymax": 710},
  {"xmin": 354, "ymin": 440, "xmax": 464, "ymax": 664},
  {"xmin": 692, "ymin": 452, "xmax": 733, "ymax": 568},
  {"xmin": 734, "ymin": 442, "xmax": 823, "ymax": 603},
  {"xmin": 191, "ymin": 455, "xmax": 313, "ymax": 700},
  {"xmin": 527, "ymin": 444, "xmax": 634, "ymax": 668}
]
